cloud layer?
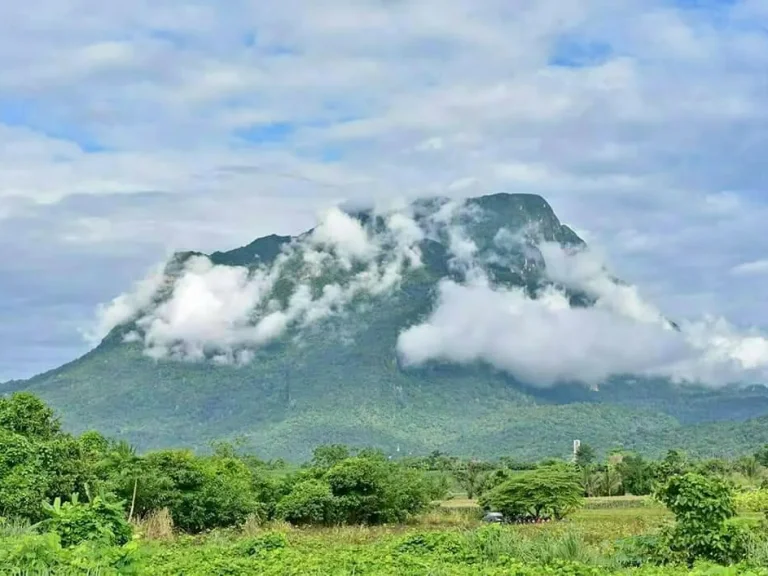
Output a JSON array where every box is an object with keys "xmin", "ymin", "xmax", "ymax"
[
  {"xmin": 96, "ymin": 205, "xmax": 427, "ymax": 363},
  {"xmin": 398, "ymin": 239, "xmax": 768, "ymax": 388},
  {"xmin": 94, "ymin": 200, "xmax": 768, "ymax": 389},
  {"xmin": 2, "ymin": 1, "xmax": 768, "ymax": 379}
]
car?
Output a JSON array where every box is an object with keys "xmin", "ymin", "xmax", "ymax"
[{"xmin": 481, "ymin": 512, "xmax": 504, "ymax": 523}]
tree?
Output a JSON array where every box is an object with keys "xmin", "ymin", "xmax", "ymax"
[
  {"xmin": 575, "ymin": 443, "xmax": 596, "ymax": 468},
  {"xmin": 734, "ymin": 456, "xmax": 760, "ymax": 480},
  {"xmin": 453, "ymin": 460, "xmax": 485, "ymax": 499},
  {"xmin": 276, "ymin": 480, "xmax": 334, "ymax": 525},
  {"xmin": 599, "ymin": 465, "xmax": 623, "ymax": 497},
  {"xmin": 656, "ymin": 473, "xmax": 750, "ymax": 565},
  {"xmin": 0, "ymin": 392, "xmax": 61, "ymax": 440},
  {"xmin": 654, "ymin": 450, "xmax": 690, "ymax": 485},
  {"xmin": 0, "ymin": 429, "xmax": 49, "ymax": 521},
  {"xmin": 479, "ymin": 465, "xmax": 583, "ymax": 521},
  {"xmin": 580, "ymin": 466, "xmax": 600, "ymax": 497},
  {"xmin": 617, "ymin": 454, "xmax": 654, "ymax": 495},
  {"xmin": 311, "ymin": 444, "xmax": 351, "ymax": 470},
  {"xmin": 323, "ymin": 456, "xmax": 431, "ymax": 524},
  {"xmin": 755, "ymin": 444, "xmax": 768, "ymax": 467}
]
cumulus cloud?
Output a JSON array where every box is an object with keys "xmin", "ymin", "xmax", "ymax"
[
  {"xmin": 4, "ymin": 0, "xmax": 768, "ymax": 380},
  {"xmin": 397, "ymin": 279, "xmax": 686, "ymax": 387},
  {"xmin": 90, "ymin": 198, "xmax": 768, "ymax": 390},
  {"xmin": 397, "ymin": 237, "xmax": 768, "ymax": 389},
  {"xmin": 94, "ymin": 204, "xmax": 427, "ymax": 363},
  {"xmin": 86, "ymin": 264, "xmax": 168, "ymax": 344}
]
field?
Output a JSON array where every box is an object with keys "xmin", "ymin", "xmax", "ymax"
[
  {"xmin": 118, "ymin": 497, "xmax": 758, "ymax": 575},
  {"xmin": 4, "ymin": 393, "xmax": 768, "ymax": 574}
]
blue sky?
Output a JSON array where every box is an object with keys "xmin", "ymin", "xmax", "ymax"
[{"xmin": 1, "ymin": 0, "xmax": 768, "ymax": 380}]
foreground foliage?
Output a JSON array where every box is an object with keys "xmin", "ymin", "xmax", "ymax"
[{"xmin": 6, "ymin": 394, "xmax": 768, "ymax": 573}]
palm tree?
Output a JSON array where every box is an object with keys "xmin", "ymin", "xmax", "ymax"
[
  {"xmin": 599, "ymin": 465, "xmax": 622, "ymax": 497},
  {"xmin": 102, "ymin": 440, "xmax": 142, "ymax": 521},
  {"xmin": 580, "ymin": 465, "xmax": 600, "ymax": 497}
]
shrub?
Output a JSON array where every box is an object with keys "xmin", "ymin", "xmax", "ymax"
[
  {"xmin": 656, "ymin": 472, "xmax": 751, "ymax": 566},
  {"xmin": 0, "ymin": 392, "xmax": 61, "ymax": 440},
  {"xmin": 118, "ymin": 449, "xmax": 259, "ymax": 533},
  {"xmin": 234, "ymin": 531, "xmax": 287, "ymax": 555},
  {"xmin": 735, "ymin": 488, "xmax": 768, "ymax": 513},
  {"xmin": 324, "ymin": 456, "xmax": 433, "ymax": 524},
  {"xmin": 276, "ymin": 480, "xmax": 335, "ymax": 525},
  {"xmin": 40, "ymin": 494, "xmax": 132, "ymax": 548}
]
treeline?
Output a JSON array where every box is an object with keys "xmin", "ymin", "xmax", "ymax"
[
  {"xmin": 407, "ymin": 443, "xmax": 768, "ymax": 500},
  {"xmin": 0, "ymin": 393, "xmax": 450, "ymax": 535},
  {"xmin": 5, "ymin": 392, "xmax": 768, "ymax": 571}
]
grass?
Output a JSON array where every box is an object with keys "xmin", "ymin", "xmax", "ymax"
[
  {"xmin": 134, "ymin": 498, "xmax": 676, "ymax": 575},
  {"xmin": 7, "ymin": 496, "xmax": 762, "ymax": 575}
]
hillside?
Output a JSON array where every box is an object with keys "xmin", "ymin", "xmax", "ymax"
[{"xmin": 6, "ymin": 192, "xmax": 768, "ymax": 461}]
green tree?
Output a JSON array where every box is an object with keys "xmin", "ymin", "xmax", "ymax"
[
  {"xmin": 579, "ymin": 466, "xmax": 600, "ymax": 497},
  {"xmin": 479, "ymin": 465, "xmax": 583, "ymax": 521},
  {"xmin": 311, "ymin": 444, "xmax": 351, "ymax": 470},
  {"xmin": 0, "ymin": 393, "xmax": 61, "ymax": 440},
  {"xmin": 276, "ymin": 480, "xmax": 335, "ymax": 525},
  {"xmin": 617, "ymin": 454, "xmax": 654, "ymax": 495},
  {"xmin": 599, "ymin": 465, "xmax": 623, "ymax": 497},
  {"xmin": 656, "ymin": 473, "xmax": 751, "ymax": 565},
  {"xmin": 0, "ymin": 429, "xmax": 49, "ymax": 521},
  {"xmin": 734, "ymin": 456, "xmax": 760, "ymax": 480},
  {"xmin": 453, "ymin": 460, "xmax": 485, "ymax": 499},
  {"xmin": 755, "ymin": 444, "xmax": 768, "ymax": 467},
  {"xmin": 575, "ymin": 443, "xmax": 596, "ymax": 468},
  {"xmin": 654, "ymin": 450, "xmax": 690, "ymax": 486}
]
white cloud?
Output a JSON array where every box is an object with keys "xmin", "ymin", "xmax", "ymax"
[
  {"xmin": 730, "ymin": 259, "xmax": 768, "ymax": 277},
  {"xmin": 309, "ymin": 207, "xmax": 376, "ymax": 265},
  {"xmin": 88, "ymin": 200, "xmax": 768, "ymax": 390},
  {"xmin": 397, "ymin": 240, "xmax": 768, "ymax": 388},
  {"xmin": 93, "ymin": 203, "xmax": 428, "ymax": 362},
  {"xmin": 397, "ymin": 279, "xmax": 686, "ymax": 387},
  {"xmin": 3, "ymin": 0, "xmax": 768, "ymax": 378},
  {"xmin": 87, "ymin": 263, "xmax": 167, "ymax": 344}
]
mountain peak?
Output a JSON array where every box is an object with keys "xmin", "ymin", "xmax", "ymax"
[{"xmin": 16, "ymin": 192, "xmax": 768, "ymax": 461}]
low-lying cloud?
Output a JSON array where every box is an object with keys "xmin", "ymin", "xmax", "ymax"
[
  {"xmin": 92, "ymin": 199, "xmax": 768, "ymax": 388},
  {"xmin": 397, "ymin": 240, "xmax": 768, "ymax": 388},
  {"xmin": 93, "ymin": 205, "xmax": 427, "ymax": 364}
]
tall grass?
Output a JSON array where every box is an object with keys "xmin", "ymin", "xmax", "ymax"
[
  {"xmin": 132, "ymin": 508, "xmax": 174, "ymax": 541},
  {"xmin": 460, "ymin": 525, "xmax": 608, "ymax": 566},
  {"xmin": 0, "ymin": 518, "xmax": 36, "ymax": 538}
]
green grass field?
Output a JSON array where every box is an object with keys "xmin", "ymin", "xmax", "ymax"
[{"xmin": 126, "ymin": 496, "xmax": 715, "ymax": 575}]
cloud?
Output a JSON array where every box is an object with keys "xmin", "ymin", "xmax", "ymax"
[
  {"xmin": 95, "ymin": 204, "xmax": 427, "ymax": 363},
  {"xmin": 3, "ymin": 0, "xmax": 768, "ymax": 378},
  {"xmin": 89, "ymin": 199, "xmax": 768, "ymax": 389},
  {"xmin": 397, "ymin": 236, "xmax": 768, "ymax": 389},
  {"xmin": 730, "ymin": 259, "xmax": 768, "ymax": 277},
  {"xmin": 86, "ymin": 263, "xmax": 167, "ymax": 344}
]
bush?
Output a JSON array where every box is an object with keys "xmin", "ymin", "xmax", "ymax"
[
  {"xmin": 40, "ymin": 494, "xmax": 132, "ymax": 548},
  {"xmin": 324, "ymin": 456, "xmax": 433, "ymax": 524},
  {"xmin": 118, "ymin": 449, "xmax": 259, "ymax": 533},
  {"xmin": 735, "ymin": 489, "xmax": 768, "ymax": 513},
  {"xmin": 656, "ymin": 472, "xmax": 751, "ymax": 566},
  {"xmin": 0, "ymin": 532, "xmax": 143, "ymax": 573},
  {"xmin": 276, "ymin": 480, "xmax": 335, "ymax": 525}
]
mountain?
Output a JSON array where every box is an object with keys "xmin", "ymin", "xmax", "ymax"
[{"xmin": 6, "ymin": 192, "xmax": 768, "ymax": 461}]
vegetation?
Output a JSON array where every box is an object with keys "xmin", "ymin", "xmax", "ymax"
[
  {"xmin": 479, "ymin": 465, "xmax": 584, "ymax": 521},
  {"xmin": 4, "ymin": 394, "xmax": 768, "ymax": 573},
  {"xmin": 7, "ymin": 194, "xmax": 768, "ymax": 462}
]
